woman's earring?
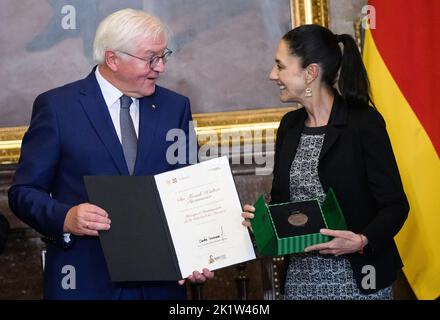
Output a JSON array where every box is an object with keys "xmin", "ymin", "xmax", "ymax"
[{"xmin": 305, "ymin": 87, "xmax": 312, "ymax": 97}]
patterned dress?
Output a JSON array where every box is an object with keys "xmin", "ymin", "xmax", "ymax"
[{"xmin": 284, "ymin": 126, "xmax": 393, "ymax": 300}]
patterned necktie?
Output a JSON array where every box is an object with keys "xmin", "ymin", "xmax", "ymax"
[{"xmin": 119, "ymin": 95, "xmax": 137, "ymax": 175}]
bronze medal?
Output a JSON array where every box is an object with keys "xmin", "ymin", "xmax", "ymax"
[{"xmin": 288, "ymin": 212, "xmax": 308, "ymax": 227}]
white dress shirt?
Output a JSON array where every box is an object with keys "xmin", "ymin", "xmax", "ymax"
[{"xmin": 95, "ymin": 67, "xmax": 139, "ymax": 141}]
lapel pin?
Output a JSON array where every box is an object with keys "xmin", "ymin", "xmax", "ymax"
[{"xmin": 152, "ymin": 104, "xmax": 156, "ymax": 109}]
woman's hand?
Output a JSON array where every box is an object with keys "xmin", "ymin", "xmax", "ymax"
[
  {"xmin": 241, "ymin": 204, "xmax": 255, "ymax": 228},
  {"xmin": 304, "ymin": 229, "xmax": 367, "ymax": 256},
  {"xmin": 178, "ymin": 268, "xmax": 215, "ymax": 285}
]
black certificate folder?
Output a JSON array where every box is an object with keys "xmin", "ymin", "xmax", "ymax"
[{"xmin": 84, "ymin": 176, "xmax": 180, "ymax": 282}]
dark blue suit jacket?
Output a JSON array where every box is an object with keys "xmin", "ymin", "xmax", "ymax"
[{"xmin": 8, "ymin": 69, "xmax": 194, "ymax": 299}]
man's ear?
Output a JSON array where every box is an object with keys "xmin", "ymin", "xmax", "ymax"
[
  {"xmin": 305, "ymin": 63, "xmax": 320, "ymax": 85},
  {"xmin": 104, "ymin": 50, "xmax": 119, "ymax": 72}
]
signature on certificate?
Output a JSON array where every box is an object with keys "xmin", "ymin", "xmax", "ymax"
[{"xmin": 198, "ymin": 226, "xmax": 226, "ymax": 246}]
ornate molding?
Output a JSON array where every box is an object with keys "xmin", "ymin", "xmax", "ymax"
[
  {"xmin": 290, "ymin": 0, "xmax": 329, "ymax": 28},
  {"xmin": 195, "ymin": 107, "xmax": 295, "ymax": 149},
  {"xmin": 0, "ymin": 127, "xmax": 26, "ymax": 165},
  {"xmin": 0, "ymin": 108, "xmax": 297, "ymax": 166}
]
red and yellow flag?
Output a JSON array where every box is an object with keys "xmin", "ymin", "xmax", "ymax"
[{"xmin": 363, "ymin": 0, "xmax": 440, "ymax": 299}]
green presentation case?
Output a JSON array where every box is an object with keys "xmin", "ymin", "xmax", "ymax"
[{"xmin": 251, "ymin": 188, "xmax": 347, "ymax": 256}]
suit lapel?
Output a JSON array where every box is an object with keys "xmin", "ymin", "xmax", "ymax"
[
  {"xmin": 319, "ymin": 94, "xmax": 348, "ymax": 161},
  {"xmin": 319, "ymin": 125, "xmax": 340, "ymax": 161},
  {"xmin": 278, "ymin": 108, "xmax": 306, "ymax": 200},
  {"xmin": 79, "ymin": 71, "xmax": 129, "ymax": 175},
  {"xmin": 282, "ymin": 116, "xmax": 305, "ymax": 174},
  {"xmin": 134, "ymin": 94, "xmax": 159, "ymax": 174}
]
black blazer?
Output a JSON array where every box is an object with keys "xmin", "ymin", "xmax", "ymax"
[{"xmin": 272, "ymin": 94, "xmax": 409, "ymax": 293}]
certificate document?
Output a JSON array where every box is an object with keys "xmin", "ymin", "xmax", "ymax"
[
  {"xmin": 154, "ymin": 156, "xmax": 256, "ymax": 278},
  {"xmin": 85, "ymin": 156, "xmax": 256, "ymax": 282}
]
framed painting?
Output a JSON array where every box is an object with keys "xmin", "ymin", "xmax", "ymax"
[{"xmin": 0, "ymin": 0, "xmax": 328, "ymax": 165}]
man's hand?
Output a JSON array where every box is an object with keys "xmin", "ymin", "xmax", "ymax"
[
  {"xmin": 178, "ymin": 268, "xmax": 215, "ymax": 285},
  {"xmin": 63, "ymin": 203, "xmax": 111, "ymax": 236}
]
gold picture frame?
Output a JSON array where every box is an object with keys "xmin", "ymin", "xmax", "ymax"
[
  {"xmin": 0, "ymin": 0, "xmax": 328, "ymax": 165},
  {"xmin": 291, "ymin": 0, "xmax": 329, "ymax": 28}
]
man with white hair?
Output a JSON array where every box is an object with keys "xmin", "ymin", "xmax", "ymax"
[{"xmin": 8, "ymin": 8, "xmax": 213, "ymax": 299}]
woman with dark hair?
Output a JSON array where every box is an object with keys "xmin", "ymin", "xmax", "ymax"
[{"xmin": 242, "ymin": 24, "xmax": 409, "ymax": 300}]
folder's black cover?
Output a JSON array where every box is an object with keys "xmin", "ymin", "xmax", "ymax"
[{"xmin": 84, "ymin": 176, "xmax": 181, "ymax": 282}]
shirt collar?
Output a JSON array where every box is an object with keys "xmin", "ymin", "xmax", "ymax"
[{"xmin": 95, "ymin": 66, "xmax": 125, "ymax": 108}]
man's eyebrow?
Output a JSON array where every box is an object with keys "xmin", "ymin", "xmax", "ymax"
[{"xmin": 142, "ymin": 50, "xmax": 159, "ymax": 55}]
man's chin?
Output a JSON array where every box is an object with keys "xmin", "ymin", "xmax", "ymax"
[{"xmin": 142, "ymin": 85, "xmax": 156, "ymax": 97}]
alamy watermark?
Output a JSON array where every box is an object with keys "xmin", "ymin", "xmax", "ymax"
[
  {"xmin": 361, "ymin": 5, "xmax": 376, "ymax": 30},
  {"xmin": 165, "ymin": 121, "xmax": 275, "ymax": 175},
  {"xmin": 361, "ymin": 265, "xmax": 376, "ymax": 290},
  {"xmin": 61, "ymin": 5, "xmax": 76, "ymax": 30},
  {"xmin": 61, "ymin": 265, "xmax": 76, "ymax": 290}
]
